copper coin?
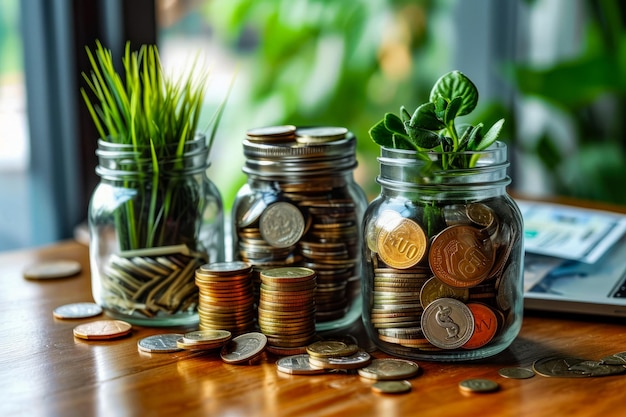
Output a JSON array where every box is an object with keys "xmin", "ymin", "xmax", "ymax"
[
  {"xmin": 377, "ymin": 217, "xmax": 427, "ymax": 269},
  {"xmin": 73, "ymin": 319, "xmax": 132, "ymax": 340},
  {"xmin": 429, "ymin": 225, "xmax": 494, "ymax": 288},
  {"xmin": 462, "ymin": 303, "xmax": 498, "ymax": 349}
]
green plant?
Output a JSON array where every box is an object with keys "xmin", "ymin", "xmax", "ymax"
[
  {"xmin": 368, "ymin": 70, "xmax": 505, "ymax": 170},
  {"xmin": 81, "ymin": 41, "xmax": 222, "ymax": 250}
]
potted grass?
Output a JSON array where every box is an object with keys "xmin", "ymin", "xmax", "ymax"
[
  {"xmin": 82, "ymin": 41, "xmax": 226, "ymax": 326},
  {"xmin": 361, "ymin": 70, "xmax": 524, "ymax": 361}
]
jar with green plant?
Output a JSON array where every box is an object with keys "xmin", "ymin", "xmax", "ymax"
[
  {"xmin": 362, "ymin": 70, "xmax": 524, "ymax": 360},
  {"xmin": 82, "ymin": 41, "xmax": 225, "ymax": 326}
]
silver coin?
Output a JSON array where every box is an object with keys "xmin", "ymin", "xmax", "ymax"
[
  {"xmin": 137, "ymin": 334, "xmax": 184, "ymax": 353},
  {"xmin": 259, "ymin": 202, "xmax": 305, "ymax": 248},
  {"xmin": 308, "ymin": 350, "xmax": 371, "ymax": 370},
  {"xmin": 458, "ymin": 378, "xmax": 499, "ymax": 393},
  {"xmin": 53, "ymin": 302, "xmax": 103, "ymax": 319},
  {"xmin": 600, "ymin": 352, "xmax": 626, "ymax": 365},
  {"xmin": 567, "ymin": 360, "xmax": 626, "ymax": 377},
  {"xmin": 220, "ymin": 332, "xmax": 268, "ymax": 364},
  {"xmin": 276, "ymin": 354, "xmax": 327, "ymax": 375},
  {"xmin": 23, "ymin": 260, "xmax": 82, "ymax": 280},
  {"xmin": 421, "ymin": 298, "xmax": 474, "ymax": 349},
  {"xmin": 371, "ymin": 380, "xmax": 412, "ymax": 394},
  {"xmin": 532, "ymin": 356, "xmax": 591, "ymax": 378},
  {"xmin": 498, "ymin": 367, "xmax": 535, "ymax": 379}
]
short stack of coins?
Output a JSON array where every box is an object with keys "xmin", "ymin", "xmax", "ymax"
[
  {"xmin": 365, "ymin": 203, "xmax": 518, "ymax": 352},
  {"xmin": 195, "ymin": 261, "xmax": 256, "ymax": 335},
  {"xmin": 258, "ymin": 267, "xmax": 317, "ymax": 349},
  {"xmin": 234, "ymin": 125, "xmax": 366, "ymax": 326}
]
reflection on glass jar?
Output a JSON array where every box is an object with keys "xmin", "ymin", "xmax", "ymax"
[
  {"xmin": 89, "ymin": 135, "xmax": 224, "ymax": 327},
  {"xmin": 362, "ymin": 142, "xmax": 524, "ymax": 361},
  {"xmin": 232, "ymin": 126, "xmax": 368, "ymax": 331}
]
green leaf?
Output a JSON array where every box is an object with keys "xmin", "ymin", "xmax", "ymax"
[
  {"xmin": 433, "ymin": 95, "xmax": 447, "ymax": 120},
  {"xmin": 384, "ymin": 112, "xmax": 406, "ymax": 135},
  {"xmin": 444, "ymin": 96, "xmax": 463, "ymax": 125},
  {"xmin": 409, "ymin": 102, "xmax": 445, "ymax": 131},
  {"xmin": 368, "ymin": 119, "xmax": 394, "ymax": 147},
  {"xmin": 391, "ymin": 133, "xmax": 414, "ymax": 150},
  {"xmin": 476, "ymin": 118, "xmax": 504, "ymax": 150},
  {"xmin": 404, "ymin": 124, "xmax": 441, "ymax": 149},
  {"xmin": 429, "ymin": 70, "xmax": 478, "ymax": 116},
  {"xmin": 400, "ymin": 106, "xmax": 411, "ymax": 124}
]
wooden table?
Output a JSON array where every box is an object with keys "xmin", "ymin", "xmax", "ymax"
[{"xmin": 2, "ymin": 239, "xmax": 626, "ymax": 417}]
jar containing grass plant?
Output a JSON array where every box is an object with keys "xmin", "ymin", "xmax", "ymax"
[{"xmin": 82, "ymin": 42, "xmax": 225, "ymax": 327}]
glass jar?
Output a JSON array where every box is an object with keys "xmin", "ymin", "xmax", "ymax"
[
  {"xmin": 232, "ymin": 126, "xmax": 368, "ymax": 332},
  {"xmin": 89, "ymin": 134, "xmax": 224, "ymax": 327},
  {"xmin": 362, "ymin": 142, "xmax": 523, "ymax": 361}
]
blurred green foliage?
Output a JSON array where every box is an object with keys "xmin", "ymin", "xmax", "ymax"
[
  {"xmin": 506, "ymin": 0, "xmax": 626, "ymax": 204},
  {"xmin": 200, "ymin": 0, "xmax": 455, "ymax": 203}
]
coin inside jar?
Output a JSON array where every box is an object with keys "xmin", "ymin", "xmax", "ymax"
[
  {"xmin": 377, "ymin": 216, "xmax": 427, "ymax": 269},
  {"xmin": 428, "ymin": 225, "xmax": 494, "ymax": 288},
  {"xmin": 259, "ymin": 202, "xmax": 305, "ymax": 248}
]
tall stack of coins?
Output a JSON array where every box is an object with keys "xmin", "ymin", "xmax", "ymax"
[
  {"xmin": 258, "ymin": 267, "xmax": 317, "ymax": 349},
  {"xmin": 362, "ymin": 143, "xmax": 524, "ymax": 360},
  {"xmin": 233, "ymin": 125, "xmax": 367, "ymax": 330},
  {"xmin": 195, "ymin": 261, "xmax": 256, "ymax": 335}
]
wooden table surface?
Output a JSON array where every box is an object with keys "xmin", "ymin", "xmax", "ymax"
[{"xmin": 2, "ymin": 237, "xmax": 626, "ymax": 417}]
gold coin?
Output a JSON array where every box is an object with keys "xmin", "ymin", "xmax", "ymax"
[
  {"xmin": 358, "ymin": 358, "xmax": 420, "ymax": 381},
  {"xmin": 371, "ymin": 380, "xmax": 412, "ymax": 394},
  {"xmin": 429, "ymin": 225, "xmax": 494, "ymax": 288},
  {"xmin": 420, "ymin": 276, "xmax": 469, "ymax": 308},
  {"xmin": 306, "ymin": 340, "xmax": 359, "ymax": 358},
  {"xmin": 220, "ymin": 332, "xmax": 268, "ymax": 364},
  {"xmin": 183, "ymin": 329, "xmax": 232, "ymax": 344},
  {"xmin": 73, "ymin": 319, "xmax": 132, "ymax": 340},
  {"xmin": 377, "ymin": 217, "xmax": 427, "ymax": 269}
]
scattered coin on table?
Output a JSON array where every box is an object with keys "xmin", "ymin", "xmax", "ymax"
[
  {"xmin": 53, "ymin": 302, "xmax": 103, "ymax": 319},
  {"xmin": 23, "ymin": 260, "xmax": 82, "ymax": 280},
  {"xmin": 138, "ymin": 334, "xmax": 183, "ymax": 353},
  {"xmin": 73, "ymin": 319, "xmax": 132, "ymax": 340},
  {"xmin": 220, "ymin": 332, "xmax": 268, "ymax": 364},
  {"xmin": 498, "ymin": 367, "xmax": 535, "ymax": 379},
  {"xmin": 276, "ymin": 354, "xmax": 327, "ymax": 375},
  {"xmin": 357, "ymin": 358, "xmax": 420, "ymax": 381},
  {"xmin": 458, "ymin": 378, "xmax": 500, "ymax": 393},
  {"xmin": 371, "ymin": 380, "xmax": 412, "ymax": 394}
]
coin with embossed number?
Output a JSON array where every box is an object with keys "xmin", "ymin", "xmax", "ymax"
[
  {"xmin": 429, "ymin": 225, "xmax": 494, "ymax": 288},
  {"xmin": 357, "ymin": 358, "xmax": 420, "ymax": 381},
  {"xmin": 220, "ymin": 332, "xmax": 268, "ymax": 364},
  {"xmin": 458, "ymin": 378, "xmax": 499, "ymax": 393},
  {"xmin": 138, "ymin": 334, "xmax": 183, "ymax": 353},
  {"xmin": 421, "ymin": 298, "xmax": 474, "ymax": 349},
  {"xmin": 73, "ymin": 319, "xmax": 132, "ymax": 340},
  {"xmin": 260, "ymin": 202, "xmax": 305, "ymax": 248},
  {"xmin": 53, "ymin": 302, "xmax": 103, "ymax": 319},
  {"xmin": 276, "ymin": 354, "xmax": 327, "ymax": 375},
  {"xmin": 371, "ymin": 380, "xmax": 412, "ymax": 394},
  {"xmin": 377, "ymin": 217, "xmax": 427, "ymax": 269}
]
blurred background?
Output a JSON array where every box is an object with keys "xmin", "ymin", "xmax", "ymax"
[{"xmin": 1, "ymin": 0, "xmax": 625, "ymax": 251}]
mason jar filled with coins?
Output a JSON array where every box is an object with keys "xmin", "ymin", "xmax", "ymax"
[
  {"xmin": 362, "ymin": 142, "xmax": 524, "ymax": 360},
  {"xmin": 232, "ymin": 125, "xmax": 368, "ymax": 332}
]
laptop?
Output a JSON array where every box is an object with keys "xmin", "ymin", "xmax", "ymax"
[{"xmin": 518, "ymin": 199, "xmax": 626, "ymax": 318}]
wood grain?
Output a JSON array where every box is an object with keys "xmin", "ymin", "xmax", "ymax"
[{"xmin": 1, "ymin": 238, "xmax": 625, "ymax": 417}]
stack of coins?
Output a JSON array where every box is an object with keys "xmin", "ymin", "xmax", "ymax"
[
  {"xmin": 258, "ymin": 267, "xmax": 317, "ymax": 348},
  {"xmin": 195, "ymin": 261, "xmax": 256, "ymax": 335},
  {"xmin": 235, "ymin": 126, "xmax": 364, "ymax": 325}
]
